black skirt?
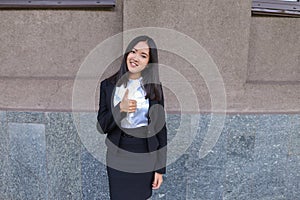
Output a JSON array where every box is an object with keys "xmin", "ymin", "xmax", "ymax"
[{"xmin": 106, "ymin": 129, "xmax": 156, "ymax": 200}]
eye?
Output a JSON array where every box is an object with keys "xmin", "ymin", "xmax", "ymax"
[{"xmin": 130, "ymin": 49, "xmax": 136, "ymax": 53}]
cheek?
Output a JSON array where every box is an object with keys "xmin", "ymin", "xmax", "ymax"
[
  {"xmin": 141, "ymin": 58, "xmax": 149, "ymax": 66},
  {"xmin": 126, "ymin": 56, "xmax": 131, "ymax": 63},
  {"xmin": 127, "ymin": 53, "xmax": 134, "ymax": 61}
]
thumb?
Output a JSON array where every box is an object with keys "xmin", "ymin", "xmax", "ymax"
[{"xmin": 123, "ymin": 89, "xmax": 129, "ymax": 100}]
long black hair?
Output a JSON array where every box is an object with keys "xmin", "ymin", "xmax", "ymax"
[{"xmin": 108, "ymin": 35, "xmax": 162, "ymax": 101}]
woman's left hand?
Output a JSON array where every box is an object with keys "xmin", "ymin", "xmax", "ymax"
[{"xmin": 152, "ymin": 172, "xmax": 163, "ymax": 189}]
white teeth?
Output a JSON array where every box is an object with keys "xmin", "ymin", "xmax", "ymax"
[{"xmin": 130, "ymin": 62, "xmax": 137, "ymax": 67}]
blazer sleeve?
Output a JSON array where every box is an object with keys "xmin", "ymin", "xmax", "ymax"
[
  {"xmin": 154, "ymin": 84, "xmax": 167, "ymax": 174},
  {"xmin": 97, "ymin": 80, "xmax": 126, "ymax": 133}
]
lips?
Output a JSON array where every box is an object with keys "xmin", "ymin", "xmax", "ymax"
[{"xmin": 130, "ymin": 61, "xmax": 138, "ymax": 67}]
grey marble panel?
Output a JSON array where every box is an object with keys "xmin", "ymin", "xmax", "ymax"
[
  {"xmin": 165, "ymin": 113, "xmax": 200, "ymax": 165},
  {"xmin": 0, "ymin": 111, "xmax": 6, "ymax": 122},
  {"xmin": 251, "ymin": 114, "xmax": 291, "ymax": 199},
  {"xmin": 163, "ymin": 114, "xmax": 206, "ymax": 199},
  {"xmin": 290, "ymin": 114, "xmax": 300, "ymax": 154},
  {"xmin": 8, "ymin": 122, "xmax": 47, "ymax": 200},
  {"xmin": 46, "ymin": 112, "xmax": 82, "ymax": 200},
  {"xmin": 224, "ymin": 115, "xmax": 256, "ymax": 200},
  {"xmin": 0, "ymin": 111, "xmax": 8, "ymax": 199},
  {"xmin": 152, "ymin": 154, "xmax": 188, "ymax": 200},
  {"xmin": 7, "ymin": 111, "xmax": 47, "ymax": 124},
  {"xmin": 78, "ymin": 112, "xmax": 107, "ymax": 163},
  {"xmin": 286, "ymin": 155, "xmax": 300, "ymax": 200},
  {"xmin": 186, "ymin": 164, "xmax": 225, "ymax": 200},
  {"xmin": 79, "ymin": 112, "xmax": 109, "ymax": 200},
  {"xmin": 224, "ymin": 166, "xmax": 254, "ymax": 200},
  {"xmin": 255, "ymin": 114, "xmax": 292, "ymax": 129},
  {"xmin": 186, "ymin": 114, "xmax": 211, "ymax": 156},
  {"xmin": 188, "ymin": 114, "xmax": 227, "ymax": 167},
  {"xmin": 166, "ymin": 114, "xmax": 181, "ymax": 143},
  {"xmin": 2, "ymin": 111, "xmax": 298, "ymax": 200},
  {"xmin": 81, "ymin": 146, "xmax": 109, "ymax": 200},
  {"xmin": 186, "ymin": 114, "xmax": 227, "ymax": 200}
]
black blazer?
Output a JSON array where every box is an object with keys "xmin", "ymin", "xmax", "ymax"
[{"xmin": 97, "ymin": 78, "xmax": 167, "ymax": 174}]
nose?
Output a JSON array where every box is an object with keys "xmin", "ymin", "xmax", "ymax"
[
  {"xmin": 133, "ymin": 53, "xmax": 139, "ymax": 60},
  {"xmin": 130, "ymin": 52, "xmax": 139, "ymax": 61}
]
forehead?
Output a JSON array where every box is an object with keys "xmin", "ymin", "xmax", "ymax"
[{"xmin": 133, "ymin": 41, "xmax": 149, "ymax": 53}]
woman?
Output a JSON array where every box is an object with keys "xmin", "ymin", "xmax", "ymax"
[{"xmin": 97, "ymin": 35, "xmax": 167, "ymax": 200}]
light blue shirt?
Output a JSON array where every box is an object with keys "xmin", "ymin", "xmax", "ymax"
[{"xmin": 113, "ymin": 77, "xmax": 149, "ymax": 128}]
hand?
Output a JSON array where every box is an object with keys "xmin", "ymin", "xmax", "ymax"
[
  {"xmin": 152, "ymin": 172, "xmax": 163, "ymax": 189},
  {"xmin": 120, "ymin": 89, "xmax": 137, "ymax": 113}
]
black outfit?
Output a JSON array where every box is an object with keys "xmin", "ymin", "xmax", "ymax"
[{"xmin": 97, "ymin": 79, "xmax": 167, "ymax": 200}]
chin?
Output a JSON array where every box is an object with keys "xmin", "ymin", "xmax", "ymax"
[{"xmin": 128, "ymin": 68, "xmax": 139, "ymax": 74}]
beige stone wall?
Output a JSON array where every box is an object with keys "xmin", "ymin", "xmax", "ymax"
[
  {"xmin": 248, "ymin": 17, "xmax": 299, "ymax": 83},
  {"xmin": 123, "ymin": 0, "xmax": 299, "ymax": 113},
  {"xmin": 244, "ymin": 16, "xmax": 300, "ymax": 113},
  {"xmin": 0, "ymin": 2, "xmax": 123, "ymax": 111},
  {"xmin": 0, "ymin": 0, "xmax": 299, "ymax": 113}
]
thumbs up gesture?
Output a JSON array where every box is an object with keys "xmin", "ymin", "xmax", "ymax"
[{"xmin": 120, "ymin": 89, "xmax": 137, "ymax": 113}]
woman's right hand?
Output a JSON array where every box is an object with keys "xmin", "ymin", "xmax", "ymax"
[{"xmin": 119, "ymin": 89, "xmax": 137, "ymax": 113}]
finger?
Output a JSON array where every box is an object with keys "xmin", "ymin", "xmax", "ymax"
[
  {"xmin": 129, "ymin": 103, "xmax": 137, "ymax": 110},
  {"xmin": 127, "ymin": 106, "xmax": 133, "ymax": 113},
  {"xmin": 130, "ymin": 107, "xmax": 136, "ymax": 112},
  {"xmin": 129, "ymin": 106, "xmax": 137, "ymax": 111},
  {"xmin": 152, "ymin": 183, "xmax": 159, "ymax": 189},
  {"xmin": 152, "ymin": 181, "xmax": 157, "ymax": 189},
  {"xmin": 129, "ymin": 100, "xmax": 135, "ymax": 106},
  {"xmin": 129, "ymin": 100, "xmax": 137, "ymax": 105},
  {"xmin": 152, "ymin": 174, "xmax": 158, "ymax": 189}
]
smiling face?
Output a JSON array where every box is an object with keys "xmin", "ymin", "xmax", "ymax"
[{"xmin": 126, "ymin": 41, "xmax": 150, "ymax": 79}]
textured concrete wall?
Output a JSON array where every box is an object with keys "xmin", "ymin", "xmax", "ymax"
[
  {"xmin": 0, "ymin": 2, "xmax": 123, "ymax": 111},
  {"xmin": 124, "ymin": 0, "xmax": 252, "ymax": 113},
  {"xmin": 0, "ymin": 0, "xmax": 299, "ymax": 113},
  {"xmin": 248, "ymin": 17, "xmax": 299, "ymax": 82},
  {"xmin": 244, "ymin": 16, "xmax": 300, "ymax": 113},
  {"xmin": 123, "ymin": 0, "xmax": 300, "ymax": 113}
]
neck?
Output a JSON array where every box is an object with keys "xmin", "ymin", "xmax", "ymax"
[{"xmin": 128, "ymin": 72, "xmax": 141, "ymax": 80}]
